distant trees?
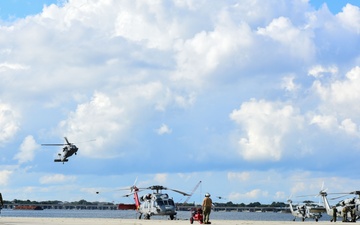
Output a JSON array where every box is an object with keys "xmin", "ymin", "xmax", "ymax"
[
  {"xmin": 5, "ymin": 199, "xmax": 115, "ymax": 206},
  {"xmin": 4, "ymin": 199, "xmax": 286, "ymax": 208}
]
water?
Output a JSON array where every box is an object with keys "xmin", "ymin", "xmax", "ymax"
[{"xmin": 0, "ymin": 209, "xmax": 332, "ymax": 221}]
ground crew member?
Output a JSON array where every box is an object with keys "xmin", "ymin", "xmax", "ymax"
[
  {"xmin": 331, "ymin": 206, "xmax": 337, "ymax": 222},
  {"xmin": 342, "ymin": 206, "xmax": 348, "ymax": 222},
  {"xmin": 202, "ymin": 193, "xmax": 212, "ymax": 224}
]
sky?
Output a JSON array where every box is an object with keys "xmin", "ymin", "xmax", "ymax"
[{"xmin": 0, "ymin": 0, "xmax": 360, "ymax": 206}]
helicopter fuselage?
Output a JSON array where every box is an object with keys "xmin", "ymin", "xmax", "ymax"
[
  {"xmin": 138, "ymin": 193, "xmax": 177, "ymax": 219},
  {"xmin": 63, "ymin": 145, "xmax": 78, "ymax": 158},
  {"xmin": 288, "ymin": 200, "xmax": 324, "ymax": 222}
]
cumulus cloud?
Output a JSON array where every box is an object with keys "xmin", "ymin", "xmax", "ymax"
[
  {"xmin": 257, "ymin": 16, "xmax": 315, "ymax": 60},
  {"xmin": 311, "ymin": 66, "xmax": 360, "ymax": 134},
  {"xmin": 153, "ymin": 173, "xmax": 167, "ymax": 184},
  {"xmin": 156, "ymin": 124, "xmax": 172, "ymax": 135},
  {"xmin": 281, "ymin": 75, "xmax": 300, "ymax": 92},
  {"xmin": 308, "ymin": 65, "xmax": 338, "ymax": 78},
  {"xmin": 0, "ymin": 170, "xmax": 12, "ymax": 186},
  {"xmin": 230, "ymin": 99, "xmax": 303, "ymax": 161},
  {"xmin": 229, "ymin": 189, "xmax": 267, "ymax": 202},
  {"xmin": 0, "ymin": 102, "xmax": 20, "ymax": 145},
  {"xmin": 14, "ymin": 135, "xmax": 40, "ymax": 164},
  {"xmin": 227, "ymin": 172, "xmax": 250, "ymax": 182},
  {"xmin": 39, "ymin": 174, "xmax": 77, "ymax": 184},
  {"xmin": 337, "ymin": 4, "xmax": 360, "ymax": 33}
]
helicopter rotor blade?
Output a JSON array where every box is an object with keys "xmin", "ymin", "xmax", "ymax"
[
  {"xmin": 41, "ymin": 144, "xmax": 66, "ymax": 146},
  {"xmin": 330, "ymin": 194, "xmax": 351, "ymax": 200},
  {"xmin": 76, "ymin": 139, "xmax": 96, "ymax": 144},
  {"xmin": 64, "ymin": 137, "xmax": 71, "ymax": 145},
  {"xmin": 95, "ymin": 186, "xmax": 132, "ymax": 195},
  {"xmin": 167, "ymin": 188, "xmax": 190, "ymax": 196}
]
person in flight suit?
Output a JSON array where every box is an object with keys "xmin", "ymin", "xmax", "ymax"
[
  {"xmin": 331, "ymin": 206, "xmax": 337, "ymax": 222},
  {"xmin": 202, "ymin": 193, "xmax": 212, "ymax": 224}
]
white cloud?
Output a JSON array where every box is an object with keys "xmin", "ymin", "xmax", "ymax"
[
  {"xmin": 281, "ymin": 75, "xmax": 300, "ymax": 92},
  {"xmin": 229, "ymin": 189, "xmax": 267, "ymax": 202},
  {"xmin": 173, "ymin": 14, "xmax": 253, "ymax": 86},
  {"xmin": 156, "ymin": 124, "xmax": 172, "ymax": 135},
  {"xmin": 257, "ymin": 16, "xmax": 315, "ymax": 60},
  {"xmin": 0, "ymin": 103, "xmax": 20, "ymax": 145},
  {"xmin": 227, "ymin": 172, "xmax": 250, "ymax": 182},
  {"xmin": 337, "ymin": 4, "xmax": 360, "ymax": 33},
  {"xmin": 311, "ymin": 66, "xmax": 360, "ymax": 131},
  {"xmin": 13, "ymin": 135, "xmax": 39, "ymax": 164},
  {"xmin": 308, "ymin": 65, "xmax": 338, "ymax": 78},
  {"xmin": 230, "ymin": 99, "xmax": 303, "ymax": 161},
  {"xmin": 310, "ymin": 114, "xmax": 338, "ymax": 130},
  {"xmin": 39, "ymin": 174, "xmax": 76, "ymax": 184},
  {"xmin": 339, "ymin": 118, "xmax": 359, "ymax": 136},
  {"xmin": 0, "ymin": 170, "xmax": 12, "ymax": 186},
  {"xmin": 153, "ymin": 173, "xmax": 167, "ymax": 184},
  {"xmin": 0, "ymin": 62, "xmax": 29, "ymax": 73}
]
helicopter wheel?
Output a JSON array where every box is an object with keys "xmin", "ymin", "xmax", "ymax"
[
  {"xmin": 302, "ymin": 218, "xmax": 305, "ymax": 222},
  {"xmin": 138, "ymin": 213, "xmax": 142, "ymax": 219},
  {"xmin": 170, "ymin": 215, "xmax": 174, "ymax": 220},
  {"xmin": 145, "ymin": 214, "xmax": 150, "ymax": 220},
  {"xmin": 315, "ymin": 219, "xmax": 318, "ymax": 222}
]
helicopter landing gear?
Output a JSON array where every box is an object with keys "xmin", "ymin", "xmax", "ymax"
[{"xmin": 170, "ymin": 215, "xmax": 175, "ymax": 220}]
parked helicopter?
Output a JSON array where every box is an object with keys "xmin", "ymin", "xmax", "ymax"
[
  {"xmin": 122, "ymin": 184, "xmax": 190, "ymax": 220},
  {"xmin": 318, "ymin": 189, "xmax": 360, "ymax": 222},
  {"xmin": 42, "ymin": 137, "xmax": 94, "ymax": 163},
  {"xmin": 287, "ymin": 199, "xmax": 325, "ymax": 222}
]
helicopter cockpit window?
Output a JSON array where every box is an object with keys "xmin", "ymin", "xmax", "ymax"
[
  {"xmin": 168, "ymin": 199, "xmax": 175, "ymax": 206},
  {"xmin": 156, "ymin": 200, "xmax": 164, "ymax": 206}
]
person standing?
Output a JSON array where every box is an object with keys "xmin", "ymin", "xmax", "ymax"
[
  {"xmin": 202, "ymin": 193, "xmax": 212, "ymax": 224},
  {"xmin": 331, "ymin": 206, "xmax": 337, "ymax": 222}
]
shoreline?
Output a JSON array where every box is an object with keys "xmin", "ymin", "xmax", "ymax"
[{"xmin": 0, "ymin": 217, "xmax": 338, "ymax": 225}]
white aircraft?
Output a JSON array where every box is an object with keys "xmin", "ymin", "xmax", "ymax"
[
  {"xmin": 287, "ymin": 199, "xmax": 325, "ymax": 222},
  {"xmin": 318, "ymin": 189, "xmax": 359, "ymax": 222}
]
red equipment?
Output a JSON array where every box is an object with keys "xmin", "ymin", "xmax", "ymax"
[{"xmin": 190, "ymin": 208, "xmax": 203, "ymax": 224}]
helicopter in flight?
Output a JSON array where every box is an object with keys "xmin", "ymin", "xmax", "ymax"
[
  {"xmin": 287, "ymin": 199, "xmax": 325, "ymax": 222},
  {"xmin": 41, "ymin": 137, "xmax": 94, "ymax": 163},
  {"xmin": 121, "ymin": 184, "xmax": 190, "ymax": 220},
  {"xmin": 318, "ymin": 189, "xmax": 360, "ymax": 222}
]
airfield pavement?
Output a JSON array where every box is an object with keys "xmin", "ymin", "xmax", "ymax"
[{"xmin": 0, "ymin": 217, "xmax": 342, "ymax": 225}]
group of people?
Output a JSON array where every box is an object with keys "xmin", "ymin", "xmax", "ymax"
[{"xmin": 332, "ymin": 201, "xmax": 358, "ymax": 222}]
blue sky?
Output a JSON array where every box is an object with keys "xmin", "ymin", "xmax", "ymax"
[{"xmin": 0, "ymin": 0, "xmax": 360, "ymax": 206}]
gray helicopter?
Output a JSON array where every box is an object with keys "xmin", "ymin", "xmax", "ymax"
[
  {"xmin": 124, "ymin": 184, "xmax": 190, "ymax": 220},
  {"xmin": 287, "ymin": 199, "xmax": 325, "ymax": 222},
  {"xmin": 319, "ymin": 189, "xmax": 360, "ymax": 222},
  {"xmin": 42, "ymin": 137, "xmax": 94, "ymax": 163}
]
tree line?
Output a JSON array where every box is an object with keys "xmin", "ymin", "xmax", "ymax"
[
  {"xmin": 4, "ymin": 199, "xmax": 114, "ymax": 205},
  {"xmin": 4, "ymin": 199, "xmax": 291, "ymax": 208},
  {"xmin": 179, "ymin": 201, "xmax": 287, "ymax": 207}
]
